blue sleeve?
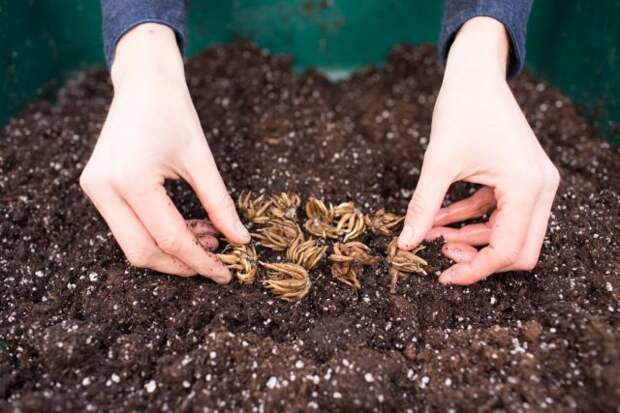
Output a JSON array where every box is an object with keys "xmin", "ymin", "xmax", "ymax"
[
  {"xmin": 438, "ymin": 0, "xmax": 533, "ymax": 78},
  {"xmin": 100, "ymin": 0, "xmax": 189, "ymax": 68}
]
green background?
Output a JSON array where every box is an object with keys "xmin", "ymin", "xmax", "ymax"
[{"xmin": 1, "ymin": 0, "xmax": 618, "ymax": 141}]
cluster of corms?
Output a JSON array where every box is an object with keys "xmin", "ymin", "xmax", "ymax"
[{"xmin": 216, "ymin": 192, "xmax": 428, "ymax": 301}]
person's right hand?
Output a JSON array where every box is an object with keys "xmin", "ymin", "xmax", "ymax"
[{"xmin": 80, "ymin": 23, "xmax": 250, "ymax": 283}]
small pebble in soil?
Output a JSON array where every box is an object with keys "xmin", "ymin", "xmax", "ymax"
[
  {"xmin": 145, "ymin": 380, "xmax": 157, "ymax": 394},
  {"xmin": 266, "ymin": 377, "xmax": 278, "ymax": 389}
]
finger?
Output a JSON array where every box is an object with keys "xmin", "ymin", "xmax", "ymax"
[
  {"xmin": 187, "ymin": 218, "xmax": 220, "ymax": 237},
  {"xmin": 197, "ymin": 234, "xmax": 220, "ymax": 251},
  {"xmin": 433, "ymin": 187, "xmax": 496, "ymax": 226},
  {"xmin": 82, "ymin": 184, "xmax": 196, "ymax": 276},
  {"xmin": 438, "ymin": 185, "xmax": 538, "ymax": 285},
  {"xmin": 502, "ymin": 167, "xmax": 560, "ymax": 271},
  {"xmin": 121, "ymin": 180, "xmax": 231, "ymax": 283},
  {"xmin": 442, "ymin": 242, "xmax": 477, "ymax": 263},
  {"xmin": 141, "ymin": 249, "xmax": 197, "ymax": 276},
  {"xmin": 425, "ymin": 223, "xmax": 491, "ymax": 246},
  {"xmin": 184, "ymin": 147, "xmax": 250, "ymax": 244},
  {"xmin": 398, "ymin": 152, "xmax": 456, "ymax": 250}
]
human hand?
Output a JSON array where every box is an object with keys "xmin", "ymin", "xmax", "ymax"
[
  {"xmin": 80, "ymin": 23, "xmax": 250, "ymax": 283},
  {"xmin": 397, "ymin": 17, "xmax": 560, "ymax": 285}
]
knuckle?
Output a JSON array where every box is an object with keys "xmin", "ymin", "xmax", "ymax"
[
  {"xmin": 79, "ymin": 171, "xmax": 91, "ymax": 193},
  {"xmin": 110, "ymin": 167, "xmax": 136, "ymax": 190},
  {"xmin": 157, "ymin": 232, "xmax": 184, "ymax": 255},
  {"xmin": 519, "ymin": 169, "xmax": 544, "ymax": 191},
  {"xmin": 512, "ymin": 251, "xmax": 540, "ymax": 271},
  {"xmin": 125, "ymin": 248, "xmax": 151, "ymax": 268},
  {"xmin": 545, "ymin": 164, "xmax": 561, "ymax": 190},
  {"xmin": 79, "ymin": 165, "xmax": 99, "ymax": 194},
  {"xmin": 110, "ymin": 165, "xmax": 152, "ymax": 192},
  {"xmin": 519, "ymin": 255, "xmax": 539, "ymax": 271},
  {"xmin": 495, "ymin": 247, "xmax": 520, "ymax": 268}
]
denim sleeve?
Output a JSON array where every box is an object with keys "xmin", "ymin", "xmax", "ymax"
[
  {"xmin": 101, "ymin": 0, "xmax": 189, "ymax": 68},
  {"xmin": 438, "ymin": 0, "xmax": 533, "ymax": 78}
]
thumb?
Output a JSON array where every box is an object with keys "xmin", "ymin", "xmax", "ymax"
[
  {"xmin": 185, "ymin": 147, "xmax": 251, "ymax": 245},
  {"xmin": 398, "ymin": 156, "xmax": 455, "ymax": 250}
]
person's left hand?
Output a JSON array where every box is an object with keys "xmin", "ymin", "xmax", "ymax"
[{"xmin": 397, "ymin": 17, "xmax": 560, "ymax": 286}]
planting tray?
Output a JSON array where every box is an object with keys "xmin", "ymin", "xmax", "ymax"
[
  {"xmin": 2, "ymin": 5, "xmax": 620, "ymax": 410},
  {"xmin": 1, "ymin": 0, "xmax": 619, "ymax": 141}
]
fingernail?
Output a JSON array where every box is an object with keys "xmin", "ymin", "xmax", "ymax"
[
  {"xmin": 211, "ymin": 267, "xmax": 231, "ymax": 284},
  {"xmin": 398, "ymin": 224, "xmax": 415, "ymax": 248},
  {"xmin": 439, "ymin": 270, "xmax": 452, "ymax": 285},
  {"xmin": 219, "ymin": 271, "xmax": 232, "ymax": 284},
  {"xmin": 235, "ymin": 220, "xmax": 251, "ymax": 242},
  {"xmin": 198, "ymin": 235, "xmax": 219, "ymax": 251}
]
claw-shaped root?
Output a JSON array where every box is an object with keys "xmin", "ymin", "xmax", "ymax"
[
  {"xmin": 238, "ymin": 192, "xmax": 272, "ymax": 225},
  {"xmin": 269, "ymin": 192, "xmax": 301, "ymax": 221},
  {"xmin": 286, "ymin": 232, "xmax": 327, "ymax": 271},
  {"xmin": 304, "ymin": 197, "xmax": 342, "ymax": 239},
  {"xmin": 333, "ymin": 202, "xmax": 366, "ymax": 242},
  {"xmin": 329, "ymin": 241, "xmax": 380, "ymax": 290},
  {"xmin": 260, "ymin": 261, "xmax": 310, "ymax": 301},
  {"xmin": 386, "ymin": 238, "xmax": 428, "ymax": 293},
  {"xmin": 217, "ymin": 244, "xmax": 258, "ymax": 284},
  {"xmin": 364, "ymin": 208, "xmax": 404, "ymax": 237},
  {"xmin": 253, "ymin": 218, "xmax": 302, "ymax": 251}
]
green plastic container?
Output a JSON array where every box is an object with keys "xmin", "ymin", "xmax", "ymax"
[{"xmin": 1, "ymin": 0, "xmax": 618, "ymax": 141}]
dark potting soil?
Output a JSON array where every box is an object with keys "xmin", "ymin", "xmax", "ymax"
[{"xmin": 1, "ymin": 42, "xmax": 619, "ymax": 412}]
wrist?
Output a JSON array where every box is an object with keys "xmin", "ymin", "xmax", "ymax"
[
  {"xmin": 444, "ymin": 16, "xmax": 510, "ymax": 83},
  {"xmin": 111, "ymin": 23, "xmax": 186, "ymax": 91}
]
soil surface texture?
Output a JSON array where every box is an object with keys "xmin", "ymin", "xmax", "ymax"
[{"xmin": 1, "ymin": 43, "xmax": 619, "ymax": 412}]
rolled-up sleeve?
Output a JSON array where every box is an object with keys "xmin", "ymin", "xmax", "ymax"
[
  {"xmin": 101, "ymin": 0, "xmax": 189, "ymax": 68},
  {"xmin": 438, "ymin": 0, "xmax": 533, "ymax": 78}
]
